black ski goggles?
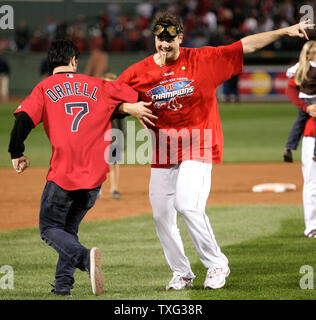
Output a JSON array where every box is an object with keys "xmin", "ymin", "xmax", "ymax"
[{"xmin": 153, "ymin": 24, "xmax": 180, "ymax": 38}]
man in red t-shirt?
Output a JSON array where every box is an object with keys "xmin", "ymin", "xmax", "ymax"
[
  {"xmin": 118, "ymin": 11, "xmax": 313, "ymax": 290},
  {"xmin": 8, "ymin": 39, "xmax": 155, "ymax": 296}
]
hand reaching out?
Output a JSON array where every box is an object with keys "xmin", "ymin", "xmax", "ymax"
[
  {"xmin": 286, "ymin": 19, "xmax": 315, "ymax": 40},
  {"xmin": 120, "ymin": 101, "xmax": 158, "ymax": 129}
]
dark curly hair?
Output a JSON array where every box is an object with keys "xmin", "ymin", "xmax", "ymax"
[
  {"xmin": 47, "ymin": 39, "xmax": 79, "ymax": 72},
  {"xmin": 152, "ymin": 11, "xmax": 184, "ymax": 34}
]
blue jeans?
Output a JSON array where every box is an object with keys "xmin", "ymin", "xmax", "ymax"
[{"xmin": 39, "ymin": 181, "xmax": 101, "ymax": 291}]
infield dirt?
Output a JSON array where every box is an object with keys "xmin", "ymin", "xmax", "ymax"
[{"xmin": 0, "ymin": 162, "xmax": 303, "ymax": 231}]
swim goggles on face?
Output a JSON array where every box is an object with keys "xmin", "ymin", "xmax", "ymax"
[{"xmin": 153, "ymin": 24, "xmax": 179, "ymax": 38}]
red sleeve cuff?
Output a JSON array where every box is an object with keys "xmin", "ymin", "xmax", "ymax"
[{"xmin": 286, "ymin": 78, "xmax": 309, "ymax": 112}]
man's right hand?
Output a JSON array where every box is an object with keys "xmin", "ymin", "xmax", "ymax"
[
  {"xmin": 306, "ymin": 104, "xmax": 316, "ymax": 118},
  {"xmin": 12, "ymin": 156, "xmax": 30, "ymax": 174},
  {"xmin": 119, "ymin": 101, "xmax": 158, "ymax": 128}
]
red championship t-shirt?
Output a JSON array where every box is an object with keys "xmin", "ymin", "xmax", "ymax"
[
  {"xmin": 118, "ymin": 41, "xmax": 243, "ymax": 167},
  {"xmin": 14, "ymin": 73, "xmax": 138, "ymax": 190}
]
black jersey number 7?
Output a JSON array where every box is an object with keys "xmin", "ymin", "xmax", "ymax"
[{"xmin": 65, "ymin": 102, "xmax": 89, "ymax": 132}]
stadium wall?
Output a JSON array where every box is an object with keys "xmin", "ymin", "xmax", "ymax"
[
  {"xmin": 2, "ymin": 0, "xmax": 160, "ymax": 40},
  {"xmin": 5, "ymin": 52, "xmax": 296, "ymax": 101},
  {"xmin": 5, "ymin": 52, "xmax": 148, "ymax": 97}
]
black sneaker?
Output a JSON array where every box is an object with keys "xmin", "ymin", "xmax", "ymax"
[
  {"xmin": 50, "ymin": 284, "xmax": 72, "ymax": 296},
  {"xmin": 51, "ymin": 288, "xmax": 71, "ymax": 296},
  {"xmin": 283, "ymin": 149, "xmax": 293, "ymax": 163}
]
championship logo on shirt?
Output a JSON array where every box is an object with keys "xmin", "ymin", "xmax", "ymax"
[{"xmin": 146, "ymin": 79, "xmax": 194, "ymax": 111}]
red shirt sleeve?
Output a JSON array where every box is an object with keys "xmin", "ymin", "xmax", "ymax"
[
  {"xmin": 286, "ymin": 78, "xmax": 309, "ymax": 112},
  {"xmin": 104, "ymin": 80, "xmax": 138, "ymax": 108},
  {"xmin": 200, "ymin": 41, "xmax": 243, "ymax": 87},
  {"xmin": 14, "ymin": 84, "xmax": 44, "ymax": 127},
  {"xmin": 117, "ymin": 65, "xmax": 136, "ymax": 87}
]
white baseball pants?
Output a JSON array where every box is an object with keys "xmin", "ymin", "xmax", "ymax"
[
  {"xmin": 301, "ymin": 137, "xmax": 316, "ymax": 235},
  {"xmin": 149, "ymin": 160, "xmax": 228, "ymax": 279}
]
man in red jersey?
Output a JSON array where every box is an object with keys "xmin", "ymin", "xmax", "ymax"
[
  {"xmin": 118, "ymin": 11, "xmax": 314, "ymax": 290},
  {"xmin": 8, "ymin": 39, "xmax": 156, "ymax": 296}
]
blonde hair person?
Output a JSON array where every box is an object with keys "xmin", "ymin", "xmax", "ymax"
[
  {"xmin": 295, "ymin": 40, "xmax": 316, "ymax": 86},
  {"xmin": 283, "ymin": 40, "xmax": 316, "ymax": 163}
]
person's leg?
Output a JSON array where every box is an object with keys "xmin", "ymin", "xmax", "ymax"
[
  {"xmin": 286, "ymin": 109, "xmax": 310, "ymax": 150},
  {"xmin": 39, "ymin": 181, "xmax": 99, "ymax": 292},
  {"xmin": 52, "ymin": 186, "xmax": 100, "ymax": 291},
  {"xmin": 149, "ymin": 166, "xmax": 195, "ymax": 281},
  {"xmin": 108, "ymin": 125, "xmax": 122, "ymax": 199},
  {"xmin": 65, "ymin": 186, "xmax": 101, "ymax": 235},
  {"xmin": 110, "ymin": 119, "xmax": 126, "ymax": 199},
  {"xmin": 175, "ymin": 160, "xmax": 228, "ymax": 268},
  {"xmin": 54, "ymin": 255, "xmax": 76, "ymax": 293},
  {"xmin": 109, "ymin": 163, "xmax": 121, "ymax": 199},
  {"xmin": 301, "ymin": 137, "xmax": 316, "ymax": 237},
  {"xmin": 174, "ymin": 160, "xmax": 229, "ymax": 289},
  {"xmin": 106, "ymin": 119, "xmax": 121, "ymax": 200},
  {"xmin": 284, "ymin": 109, "xmax": 310, "ymax": 162}
]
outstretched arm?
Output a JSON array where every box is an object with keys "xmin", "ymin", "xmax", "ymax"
[{"xmin": 241, "ymin": 20, "xmax": 314, "ymax": 54}]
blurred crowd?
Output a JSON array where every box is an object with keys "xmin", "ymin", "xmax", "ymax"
[{"xmin": 0, "ymin": 0, "xmax": 314, "ymax": 55}]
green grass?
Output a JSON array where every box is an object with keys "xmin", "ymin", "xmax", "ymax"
[
  {"xmin": 0, "ymin": 204, "xmax": 315, "ymax": 300},
  {"xmin": 1, "ymin": 101, "xmax": 312, "ymax": 301},
  {"xmin": 220, "ymin": 102, "xmax": 301, "ymax": 162},
  {"xmin": 0, "ymin": 102, "xmax": 302, "ymax": 167}
]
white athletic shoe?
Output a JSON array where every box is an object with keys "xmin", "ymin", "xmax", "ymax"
[
  {"xmin": 89, "ymin": 247, "xmax": 104, "ymax": 295},
  {"xmin": 166, "ymin": 275, "xmax": 193, "ymax": 290},
  {"xmin": 204, "ymin": 265, "xmax": 230, "ymax": 289}
]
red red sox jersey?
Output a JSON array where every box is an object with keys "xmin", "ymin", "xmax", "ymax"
[
  {"xmin": 118, "ymin": 41, "xmax": 243, "ymax": 167},
  {"xmin": 14, "ymin": 73, "xmax": 138, "ymax": 190}
]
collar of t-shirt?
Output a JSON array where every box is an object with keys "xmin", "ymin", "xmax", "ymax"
[
  {"xmin": 55, "ymin": 71, "xmax": 76, "ymax": 74},
  {"xmin": 310, "ymin": 61, "xmax": 316, "ymax": 67}
]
